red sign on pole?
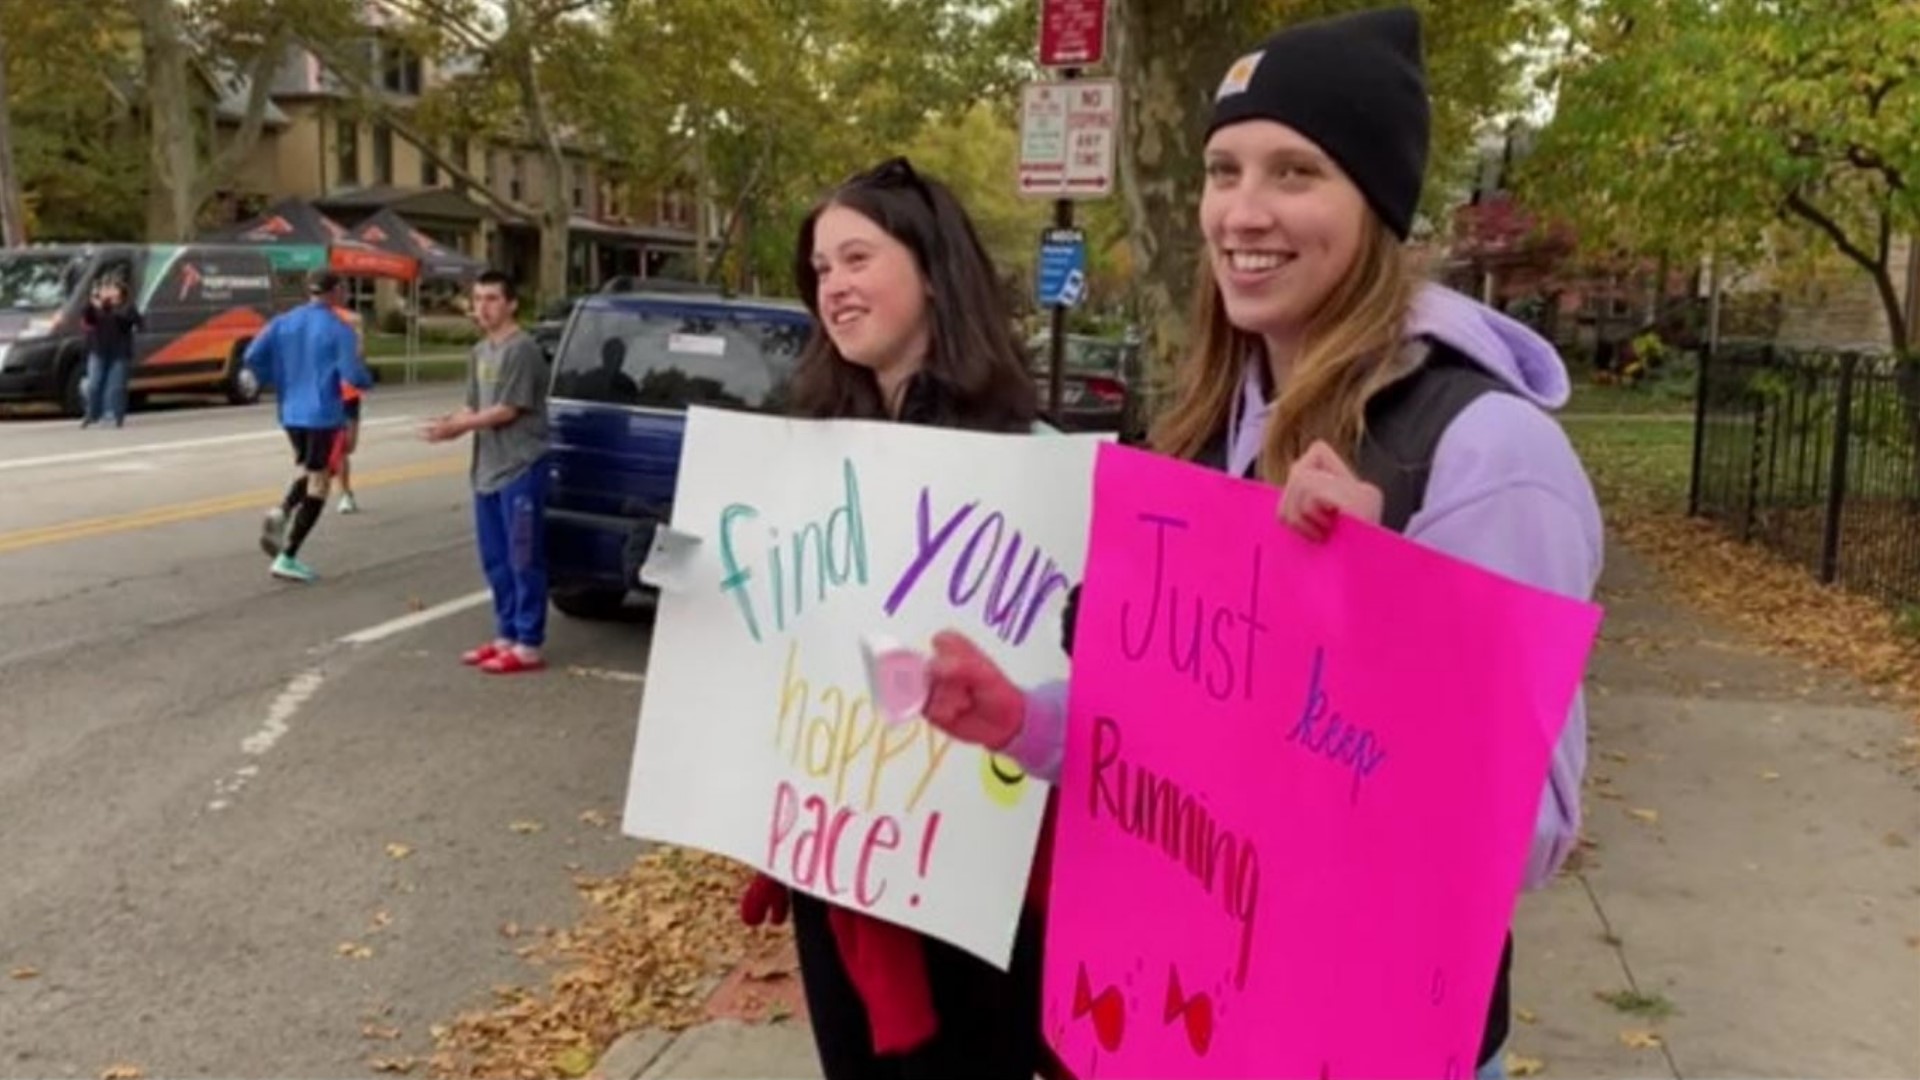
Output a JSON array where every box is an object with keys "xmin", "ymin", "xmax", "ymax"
[{"xmin": 1039, "ymin": 0, "xmax": 1107, "ymax": 68}]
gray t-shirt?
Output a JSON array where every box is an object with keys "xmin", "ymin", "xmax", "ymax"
[{"xmin": 468, "ymin": 330, "xmax": 550, "ymax": 493}]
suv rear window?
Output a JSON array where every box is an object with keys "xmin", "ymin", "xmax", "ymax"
[{"xmin": 552, "ymin": 302, "xmax": 807, "ymax": 411}]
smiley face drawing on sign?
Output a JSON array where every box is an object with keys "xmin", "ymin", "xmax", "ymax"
[{"xmin": 980, "ymin": 750, "xmax": 1030, "ymax": 808}]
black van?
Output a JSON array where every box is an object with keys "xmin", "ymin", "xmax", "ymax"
[{"xmin": 0, "ymin": 243, "xmax": 278, "ymax": 415}]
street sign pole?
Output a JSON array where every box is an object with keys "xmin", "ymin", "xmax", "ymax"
[
  {"xmin": 1028, "ymin": 0, "xmax": 1112, "ymax": 426},
  {"xmin": 1047, "ymin": 67, "xmax": 1080, "ymax": 427}
]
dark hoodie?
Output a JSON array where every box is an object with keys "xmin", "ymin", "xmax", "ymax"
[{"xmin": 82, "ymin": 300, "xmax": 143, "ymax": 362}]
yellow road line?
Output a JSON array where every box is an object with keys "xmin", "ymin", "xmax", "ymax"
[{"xmin": 0, "ymin": 456, "xmax": 465, "ymax": 556}]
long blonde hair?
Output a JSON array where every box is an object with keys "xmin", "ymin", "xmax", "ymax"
[{"xmin": 1150, "ymin": 214, "xmax": 1416, "ymax": 484}]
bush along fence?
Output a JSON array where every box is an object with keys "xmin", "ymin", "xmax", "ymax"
[{"xmin": 1690, "ymin": 344, "xmax": 1920, "ymax": 607}]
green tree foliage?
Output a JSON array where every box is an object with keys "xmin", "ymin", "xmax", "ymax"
[
  {"xmin": 1114, "ymin": 0, "xmax": 1544, "ymax": 403},
  {"xmin": 0, "ymin": 4, "xmax": 144, "ymax": 239},
  {"xmin": 1521, "ymin": 0, "xmax": 1920, "ymax": 352}
]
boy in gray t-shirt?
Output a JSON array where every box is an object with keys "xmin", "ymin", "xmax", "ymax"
[
  {"xmin": 424, "ymin": 272, "xmax": 552, "ymax": 675},
  {"xmin": 469, "ymin": 330, "xmax": 549, "ymax": 493}
]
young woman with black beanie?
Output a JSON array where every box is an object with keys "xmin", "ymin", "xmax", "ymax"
[{"xmin": 916, "ymin": 8, "xmax": 1602, "ymax": 1079}]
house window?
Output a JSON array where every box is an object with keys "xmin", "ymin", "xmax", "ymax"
[
  {"xmin": 451, "ymin": 137, "xmax": 470, "ymax": 176},
  {"xmin": 380, "ymin": 44, "xmax": 423, "ymax": 96},
  {"xmin": 510, "ymin": 155, "xmax": 525, "ymax": 202},
  {"xmin": 572, "ymin": 164, "xmax": 586, "ymax": 212},
  {"xmin": 373, "ymin": 124, "xmax": 394, "ymax": 185},
  {"xmin": 422, "ymin": 140, "xmax": 440, "ymax": 187},
  {"xmin": 336, "ymin": 119, "xmax": 359, "ymax": 185}
]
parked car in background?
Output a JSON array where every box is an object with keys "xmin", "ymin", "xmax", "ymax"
[
  {"xmin": 0, "ymin": 243, "xmax": 275, "ymax": 415},
  {"xmin": 1027, "ymin": 331, "xmax": 1140, "ymax": 438},
  {"xmin": 542, "ymin": 288, "xmax": 810, "ymax": 619}
]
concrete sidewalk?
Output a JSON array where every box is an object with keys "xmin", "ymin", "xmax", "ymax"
[{"xmin": 594, "ymin": 545, "xmax": 1920, "ymax": 1079}]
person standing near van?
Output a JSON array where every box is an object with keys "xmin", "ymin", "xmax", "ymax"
[
  {"xmin": 245, "ymin": 271, "xmax": 372, "ymax": 583},
  {"xmin": 79, "ymin": 279, "xmax": 143, "ymax": 429},
  {"xmin": 424, "ymin": 270, "xmax": 551, "ymax": 676}
]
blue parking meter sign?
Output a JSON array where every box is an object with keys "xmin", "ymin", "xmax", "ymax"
[{"xmin": 1037, "ymin": 228, "xmax": 1087, "ymax": 309}]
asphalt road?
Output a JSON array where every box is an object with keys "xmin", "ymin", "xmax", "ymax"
[{"xmin": 0, "ymin": 390, "xmax": 656, "ymax": 1077}]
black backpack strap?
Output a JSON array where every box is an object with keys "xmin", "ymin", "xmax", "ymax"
[{"xmin": 1355, "ymin": 344, "xmax": 1513, "ymax": 531}]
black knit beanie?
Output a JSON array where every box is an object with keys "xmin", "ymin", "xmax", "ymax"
[{"xmin": 1208, "ymin": 6, "xmax": 1431, "ymax": 239}]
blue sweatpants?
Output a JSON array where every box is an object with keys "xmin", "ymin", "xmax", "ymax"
[{"xmin": 475, "ymin": 463, "xmax": 548, "ymax": 648}]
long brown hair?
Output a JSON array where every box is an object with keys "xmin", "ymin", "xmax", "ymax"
[
  {"xmin": 1150, "ymin": 213, "xmax": 1416, "ymax": 482},
  {"xmin": 788, "ymin": 157, "xmax": 1037, "ymax": 433}
]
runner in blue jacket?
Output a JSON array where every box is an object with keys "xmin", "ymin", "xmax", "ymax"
[{"xmin": 243, "ymin": 271, "xmax": 373, "ymax": 583}]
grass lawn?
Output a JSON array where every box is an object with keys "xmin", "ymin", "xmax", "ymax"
[
  {"xmin": 365, "ymin": 332, "xmax": 477, "ymax": 359},
  {"xmin": 1564, "ymin": 377, "xmax": 1697, "ymax": 416},
  {"xmin": 1563, "ymin": 415, "xmax": 1697, "ymax": 515},
  {"xmin": 369, "ymin": 356, "xmax": 467, "ymax": 384}
]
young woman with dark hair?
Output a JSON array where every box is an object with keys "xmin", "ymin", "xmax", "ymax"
[{"xmin": 738, "ymin": 156, "xmax": 1054, "ymax": 1080}]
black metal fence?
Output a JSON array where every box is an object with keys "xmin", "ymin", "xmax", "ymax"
[{"xmin": 1690, "ymin": 344, "xmax": 1920, "ymax": 607}]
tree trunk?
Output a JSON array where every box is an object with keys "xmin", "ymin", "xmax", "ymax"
[
  {"xmin": 0, "ymin": 33, "xmax": 28, "ymax": 245},
  {"xmin": 1114, "ymin": 0, "xmax": 1255, "ymax": 414},
  {"xmin": 537, "ymin": 152, "xmax": 570, "ymax": 302},
  {"xmin": 135, "ymin": 0, "xmax": 198, "ymax": 241},
  {"xmin": 693, "ymin": 130, "xmax": 711, "ymax": 281}
]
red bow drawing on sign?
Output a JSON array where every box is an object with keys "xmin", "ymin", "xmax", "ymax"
[
  {"xmin": 1163, "ymin": 965, "xmax": 1215, "ymax": 1056},
  {"xmin": 1072, "ymin": 963, "xmax": 1126, "ymax": 1052}
]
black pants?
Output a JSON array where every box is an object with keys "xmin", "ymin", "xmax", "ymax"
[
  {"xmin": 790, "ymin": 892, "xmax": 1044, "ymax": 1080},
  {"xmin": 1479, "ymin": 932, "xmax": 1514, "ymax": 1068}
]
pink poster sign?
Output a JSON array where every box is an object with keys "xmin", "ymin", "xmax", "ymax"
[{"xmin": 1044, "ymin": 444, "xmax": 1602, "ymax": 1079}]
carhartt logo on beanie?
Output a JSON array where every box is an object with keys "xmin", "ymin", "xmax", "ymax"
[{"xmin": 1209, "ymin": 5, "xmax": 1431, "ymax": 240}]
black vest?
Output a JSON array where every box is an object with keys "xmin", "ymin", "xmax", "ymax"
[{"xmin": 1063, "ymin": 344, "xmax": 1519, "ymax": 1065}]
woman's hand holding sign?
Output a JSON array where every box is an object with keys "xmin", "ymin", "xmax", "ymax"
[
  {"xmin": 923, "ymin": 631, "xmax": 1025, "ymax": 750},
  {"xmin": 1278, "ymin": 440, "xmax": 1384, "ymax": 543}
]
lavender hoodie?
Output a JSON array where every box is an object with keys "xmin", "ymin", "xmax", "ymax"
[{"xmin": 1006, "ymin": 283, "xmax": 1603, "ymax": 891}]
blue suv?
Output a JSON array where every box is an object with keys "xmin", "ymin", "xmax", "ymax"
[{"xmin": 543, "ymin": 289, "xmax": 811, "ymax": 619}]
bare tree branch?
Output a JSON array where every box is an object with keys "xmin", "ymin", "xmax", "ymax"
[
  {"xmin": 1783, "ymin": 188, "xmax": 1908, "ymax": 351},
  {"xmin": 375, "ymin": 0, "xmax": 494, "ymax": 55},
  {"xmin": 195, "ymin": 30, "xmax": 291, "ymax": 205},
  {"xmin": 299, "ymin": 34, "xmax": 532, "ymax": 223}
]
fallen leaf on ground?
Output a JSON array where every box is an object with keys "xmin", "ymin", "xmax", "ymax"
[
  {"xmin": 745, "ymin": 954, "xmax": 798, "ymax": 981},
  {"xmin": 1506, "ymin": 1053, "xmax": 1546, "ymax": 1077},
  {"xmin": 1600, "ymin": 750, "xmax": 1632, "ymax": 764},
  {"xmin": 509, "ymin": 820, "xmax": 544, "ymax": 835},
  {"xmin": 1884, "ymin": 832, "xmax": 1910, "ymax": 848},
  {"xmin": 1596, "ymin": 789, "xmax": 1625, "ymax": 801},
  {"xmin": 578, "ymin": 809, "xmax": 610, "ymax": 828},
  {"xmin": 552, "ymin": 1046, "xmax": 595, "ymax": 1077},
  {"xmin": 338, "ymin": 942, "xmax": 375, "ymax": 960},
  {"xmin": 369, "ymin": 1057, "xmax": 416, "ymax": 1074},
  {"xmin": 500, "ymin": 922, "xmax": 521, "ymax": 939},
  {"xmin": 370, "ymin": 911, "xmax": 393, "ymax": 932},
  {"xmin": 1619, "ymin": 1030, "xmax": 1663, "ymax": 1050},
  {"xmin": 1515, "ymin": 1006, "xmax": 1539, "ymax": 1024},
  {"xmin": 100, "ymin": 1067, "xmax": 143, "ymax": 1080},
  {"xmin": 386, "ymin": 843, "xmax": 413, "ymax": 860},
  {"xmin": 363, "ymin": 1024, "xmax": 403, "ymax": 1041},
  {"xmin": 9, "ymin": 966, "xmax": 38, "ymax": 980},
  {"xmin": 1628, "ymin": 808, "xmax": 1660, "ymax": 825},
  {"xmin": 425, "ymin": 847, "xmax": 772, "ymax": 1079},
  {"xmin": 1760, "ymin": 770, "xmax": 1782, "ymax": 781}
]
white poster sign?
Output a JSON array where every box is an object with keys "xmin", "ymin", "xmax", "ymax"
[{"xmin": 622, "ymin": 407, "xmax": 1104, "ymax": 966}]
